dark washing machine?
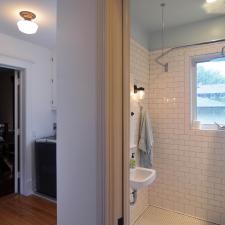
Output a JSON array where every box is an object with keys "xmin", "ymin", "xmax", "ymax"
[{"xmin": 35, "ymin": 137, "xmax": 56, "ymax": 199}]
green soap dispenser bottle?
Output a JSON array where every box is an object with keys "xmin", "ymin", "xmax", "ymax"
[{"xmin": 130, "ymin": 153, "xmax": 136, "ymax": 169}]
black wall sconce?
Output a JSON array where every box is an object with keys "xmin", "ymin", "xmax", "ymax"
[
  {"xmin": 134, "ymin": 85, "xmax": 144, "ymax": 93},
  {"xmin": 131, "ymin": 85, "xmax": 145, "ymax": 117}
]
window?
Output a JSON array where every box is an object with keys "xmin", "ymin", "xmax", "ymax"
[{"xmin": 193, "ymin": 55, "xmax": 225, "ymax": 127}]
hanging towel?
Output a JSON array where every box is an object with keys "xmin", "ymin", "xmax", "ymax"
[{"xmin": 138, "ymin": 109, "xmax": 154, "ymax": 168}]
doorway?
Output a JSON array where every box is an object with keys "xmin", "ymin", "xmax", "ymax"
[
  {"xmin": 128, "ymin": 0, "xmax": 225, "ymax": 225},
  {"xmin": 0, "ymin": 67, "xmax": 20, "ymax": 197}
]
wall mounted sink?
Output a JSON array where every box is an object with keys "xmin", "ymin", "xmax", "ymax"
[{"xmin": 130, "ymin": 167, "xmax": 156, "ymax": 190}]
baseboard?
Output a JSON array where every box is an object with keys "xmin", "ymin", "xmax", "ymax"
[
  {"xmin": 21, "ymin": 179, "xmax": 33, "ymax": 196},
  {"xmin": 33, "ymin": 192, "xmax": 57, "ymax": 203}
]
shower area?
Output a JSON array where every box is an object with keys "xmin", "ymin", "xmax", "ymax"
[{"xmin": 130, "ymin": 1, "xmax": 225, "ymax": 225}]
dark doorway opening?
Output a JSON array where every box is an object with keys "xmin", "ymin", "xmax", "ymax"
[{"xmin": 0, "ymin": 67, "xmax": 16, "ymax": 197}]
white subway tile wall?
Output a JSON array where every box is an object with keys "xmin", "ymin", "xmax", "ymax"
[
  {"xmin": 148, "ymin": 42, "xmax": 225, "ymax": 225},
  {"xmin": 130, "ymin": 39, "xmax": 150, "ymax": 224}
]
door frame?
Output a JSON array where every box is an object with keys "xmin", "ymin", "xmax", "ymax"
[
  {"xmin": 0, "ymin": 54, "xmax": 33, "ymax": 196},
  {"xmin": 14, "ymin": 70, "xmax": 21, "ymax": 193},
  {"xmin": 97, "ymin": 0, "xmax": 130, "ymax": 224},
  {"xmin": 122, "ymin": 0, "xmax": 130, "ymax": 224}
]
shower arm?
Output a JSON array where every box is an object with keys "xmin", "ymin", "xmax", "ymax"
[{"xmin": 155, "ymin": 39, "xmax": 225, "ymax": 72}]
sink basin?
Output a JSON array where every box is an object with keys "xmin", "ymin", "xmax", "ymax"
[{"xmin": 130, "ymin": 167, "xmax": 156, "ymax": 190}]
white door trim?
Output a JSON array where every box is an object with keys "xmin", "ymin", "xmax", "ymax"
[
  {"xmin": 96, "ymin": 0, "xmax": 106, "ymax": 224},
  {"xmin": 0, "ymin": 54, "xmax": 33, "ymax": 196},
  {"xmin": 97, "ymin": 0, "xmax": 130, "ymax": 224},
  {"xmin": 122, "ymin": 0, "xmax": 130, "ymax": 224},
  {"xmin": 14, "ymin": 70, "xmax": 19, "ymax": 193},
  {"xmin": 97, "ymin": 0, "xmax": 123, "ymax": 223}
]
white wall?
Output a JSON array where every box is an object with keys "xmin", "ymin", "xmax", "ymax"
[
  {"xmin": 0, "ymin": 32, "xmax": 55, "ymax": 138},
  {"xmin": 0, "ymin": 32, "xmax": 55, "ymax": 194},
  {"xmin": 130, "ymin": 37, "xmax": 225, "ymax": 224},
  {"xmin": 57, "ymin": 0, "xmax": 98, "ymax": 225},
  {"xmin": 148, "ymin": 42, "xmax": 225, "ymax": 225},
  {"xmin": 130, "ymin": 39, "xmax": 150, "ymax": 224}
]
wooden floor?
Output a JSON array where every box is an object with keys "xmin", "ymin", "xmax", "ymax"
[{"xmin": 0, "ymin": 194, "xmax": 56, "ymax": 225}]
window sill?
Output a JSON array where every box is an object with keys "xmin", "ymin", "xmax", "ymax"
[{"xmin": 192, "ymin": 124, "xmax": 225, "ymax": 131}]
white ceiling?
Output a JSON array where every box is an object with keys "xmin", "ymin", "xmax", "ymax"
[
  {"xmin": 131, "ymin": 0, "xmax": 225, "ymax": 33},
  {"xmin": 0, "ymin": 0, "xmax": 57, "ymax": 49},
  {"xmin": 1, "ymin": 0, "xmax": 224, "ymax": 49}
]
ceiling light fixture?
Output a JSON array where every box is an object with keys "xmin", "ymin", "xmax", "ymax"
[
  {"xmin": 206, "ymin": 0, "xmax": 217, "ymax": 3},
  {"xmin": 17, "ymin": 11, "xmax": 38, "ymax": 34}
]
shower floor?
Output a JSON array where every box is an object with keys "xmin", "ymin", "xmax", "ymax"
[{"xmin": 134, "ymin": 206, "xmax": 216, "ymax": 225}]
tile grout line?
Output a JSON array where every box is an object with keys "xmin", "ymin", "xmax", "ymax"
[
  {"xmin": 134, "ymin": 206, "xmax": 218, "ymax": 225},
  {"xmin": 148, "ymin": 205, "xmax": 218, "ymax": 225}
]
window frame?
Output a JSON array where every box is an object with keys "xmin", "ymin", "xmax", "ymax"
[{"xmin": 191, "ymin": 53, "xmax": 225, "ymax": 130}]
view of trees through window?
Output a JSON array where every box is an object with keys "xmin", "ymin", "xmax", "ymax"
[{"xmin": 196, "ymin": 57, "xmax": 225, "ymax": 124}]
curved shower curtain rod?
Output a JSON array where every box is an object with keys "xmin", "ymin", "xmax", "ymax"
[{"xmin": 155, "ymin": 38, "xmax": 225, "ymax": 72}]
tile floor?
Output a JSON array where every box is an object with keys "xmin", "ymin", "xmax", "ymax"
[{"xmin": 134, "ymin": 206, "xmax": 216, "ymax": 225}]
